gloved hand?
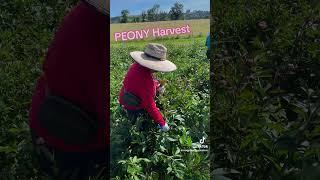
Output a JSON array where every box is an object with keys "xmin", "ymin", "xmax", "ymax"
[
  {"xmin": 155, "ymin": 79, "xmax": 167, "ymax": 96},
  {"xmin": 158, "ymin": 123, "xmax": 170, "ymax": 132},
  {"xmin": 158, "ymin": 85, "xmax": 165, "ymax": 95}
]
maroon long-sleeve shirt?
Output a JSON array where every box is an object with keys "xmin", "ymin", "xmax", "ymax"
[
  {"xmin": 29, "ymin": 1, "xmax": 109, "ymax": 152},
  {"xmin": 119, "ymin": 63, "xmax": 166, "ymax": 126}
]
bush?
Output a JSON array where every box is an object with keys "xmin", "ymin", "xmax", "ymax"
[
  {"xmin": 110, "ymin": 39, "xmax": 210, "ymax": 179},
  {"xmin": 211, "ymin": 0, "xmax": 320, "ymax": 179},
  {"xmin": 0, "ymin": 1, "xmax": 77, "ymax": 179}
]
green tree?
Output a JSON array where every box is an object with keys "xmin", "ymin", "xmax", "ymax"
[
  {"xmin": 169, "ymin": 2, "xmax": 184, "ymax": 20},
  {"xmin": 211, "ymin": 0, "xmax": 320, "ymax": 179},
  {"xmin": 147, "ymin": 4, "xmax": 160, "ymax": 22},
  {"xmin": 185, "ymin": 9, "xmax": 191, "ymax": 19},
  {"xmin": 132, "ymin": 16, "xmax": 140, "ymax": 23},
  {"xmin": 141, "ymin": 10, "xmax": 147, "ymax": 22},
  {"xmin": 153, "ymin": 4, "xmax": 160, "ymax": 21},
  {"xmin": 120, "ymin": 9, "xmax": 129, "ymax": 23},
  {"xmin": 159, "ymin": 11, "xmax": 168, "ymax": 21}
]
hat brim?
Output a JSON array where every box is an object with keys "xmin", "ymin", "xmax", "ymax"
[
  {"xmin": 85, "ymin": 0, "xmax": 110, "ymax": 15},
  {"xmin": 130, "ymin": 51, "xmax": 177, "ymax": 72}
]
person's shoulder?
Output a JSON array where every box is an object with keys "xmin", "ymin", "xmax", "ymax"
[
  {"xmin": 134, "ymin": 64, "xmax": 153, "ymax": 81},
  {"xmin": 131, "ymin": 63, "xmax": 149, "ymax": 72},
  {"xmin": 56, "ymin": 1, "xmax": 107, "ymax": 40},
  {"xmin": 66, "ymin": 1, "xmax": 102, "ymax": 20}
]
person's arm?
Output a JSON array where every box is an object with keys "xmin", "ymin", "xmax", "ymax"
[
  {"xmin": 143, "ymin": 94, "xmax": 166, "ymax": 126},
  {"xmin": 154, "ymin": 79, "xmax": 160, "ymax": 91},
  {"xmin": 206, "ymin": 34, "xmax": 210, "ymax": 49},
  {"xmin": 139, "ymin": 77, "xmax": 167, "ymax": 128}
]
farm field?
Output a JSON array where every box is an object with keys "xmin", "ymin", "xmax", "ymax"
[
  {"xmin": 0, "ymin": 0, "xmax": 210, "ymax": 178},
  {"xmin": 1, "ymin": 1, "xmax": 79, "ymax": 179},
  {"xmin": 110, "ymin": 19, "xmax": 210, "ymax": 42},
  {"xmin": 211, "ymin": 0, "xmax": 320, "ymax": 179},
  {"xmin": 110, "ymin": 36, "xmax": 210, "ymax": 179}
]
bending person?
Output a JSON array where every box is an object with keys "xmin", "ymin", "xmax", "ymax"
[{"xmin": 119, "ymin": 43, "xmax": 177, "ymax": 132}]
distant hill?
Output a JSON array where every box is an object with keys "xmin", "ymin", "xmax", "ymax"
[
  {"xmin": 185, "ymin": 10, "xmax": 210, "ymax": 20},
  {"xmin": 111, "ymin": 10, "xmax": 210, "ymax": 24},
  {"xmin": 111, "ymin": 15, "xmax": 141, "ymax": 24},
  {"xmin": 111, "ymin": 17, "xmax": 120, "ymax": 23}
]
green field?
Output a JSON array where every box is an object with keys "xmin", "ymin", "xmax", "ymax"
[
  {"xmin": 0, "ymin": 1, "xmax": 79, "ymax": 179},
  {"xmin": 110, "ymin": 19, "xmax": 210, "ymax": 42},
  {"xmin": 0, "ymin": 0, "xmax": 210, "ymax": 177},
  {"xmin": 110, "ymin": 36, "xmax": 210, "ymax": 178},
  {"xmin": 211, "ymin": 0, "xmax": 320, "ymax": 179}
]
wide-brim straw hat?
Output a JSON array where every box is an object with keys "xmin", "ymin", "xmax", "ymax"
[
  {"xmin": 85, "ymin": 0, "xmax": 110, "ymax": 15},
  {"xmin": 130, "ymin": 43, "xmax": 177, "ymax": 72}
]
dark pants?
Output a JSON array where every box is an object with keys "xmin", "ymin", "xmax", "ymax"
[
  {"xmin": 31, "ymin": 130, "xmax": 108, "ymax": 180},
  {"xmin": 122, "ymin": 108, "xmax": 157, "ymax": 132},
  {"xmin": 126, "ymin": 109, "xmax": 145, "ymax": 124},
  {"xmin": 206, "ymin": 49, "xmax": 211, "ymax": 60}
]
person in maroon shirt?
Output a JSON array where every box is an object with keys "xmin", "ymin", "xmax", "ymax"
[
  {"xmin": 28, "ymin": 0, "xmax": 109, "ymax": 179},
  {"xmin": 119, "ymin": 43, "xmax": 177, "ymax": 132}
]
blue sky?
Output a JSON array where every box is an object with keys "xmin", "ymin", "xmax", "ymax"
[{"xmin": 110, "ymin": 0, "xmax": 210, "ymax": 17}]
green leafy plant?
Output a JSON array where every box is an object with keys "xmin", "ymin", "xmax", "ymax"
[
  {"xmin": 110, "ymin": 39, "xmax": 210, "ymax": 179},
  {"xmin": 211, "ymin": 0, "xmax": 320, "ymax": 179}
]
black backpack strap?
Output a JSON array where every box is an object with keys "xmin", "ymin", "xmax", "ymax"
[
  {"xmin": 38, "ymin": 78, "xmax": 99, "ymax": 145},
  {"xmin": 122, "ymin": 90, "xmax": 141, "ymax": 107}
]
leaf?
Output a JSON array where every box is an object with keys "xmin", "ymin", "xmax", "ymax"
[
  {"xmin": 263, "ymin": 155, "xmax": 282, "ymax": 172},
  {"xmin": 211, "ymin": 168, "xmax": 240, "ymax": 175},
  {"xmin": 160, "ymin": 145, "xmax": 166, "ymax": 152},
  {"xmin": 175, "ymin": 148, "xmax": 181, "ymax": 155},
  {"xmin": 127, "ymin": 166, "xmax": 137, "ymax": 174},
  {"xmin": 140, "ymin": 158, "xmax": 151, "ymax": 163},
  {"xmin": 177, "ymin": 162, "xmax": 186, "ymax": 168},
  {"xmin": 167, "ymin": 137, "xmax": 178, "ymax": 142},
  {"xmin": 132, "ymin": 156, "xmax": 138, "ymax": 163},
  {"xmin": 133, "ymin": 174, "xmax": 139, "ymax": 180},
  {"xmin": 167, "ymin": 166, "xmax": 173, "ymax": 173},
  {"xmin": 292, "ymin": 101, "xmax": 308, "ymax": 112},
  {"xmin": 118, "ymin": 160, "xmax": 126, "ymax": 164},
  {"xmin": 240, "ymin": 135, "xmax": 254, "ymax": 149},
  {"xmin": 174, "ymin": 114, "xmax": 185, "ymax": 121},
  {"xmin": 274, "ymin": 136, "xmax": 297, "ymax": 152},
  {"xmin": 187, "ymin": 137, "xmax": 193, "ymax": 147},
  {"xmin": 212, "ymin": 175, "xmax": 232, "ymax": 180},
  {"xmin": 0, "ymin": 146, "xmax": 17, "ymax": 153}
]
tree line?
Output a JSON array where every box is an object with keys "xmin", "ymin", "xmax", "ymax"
[{"xmin": 111, "ymin": 2, "xmax": 209, "ymax": 23}]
